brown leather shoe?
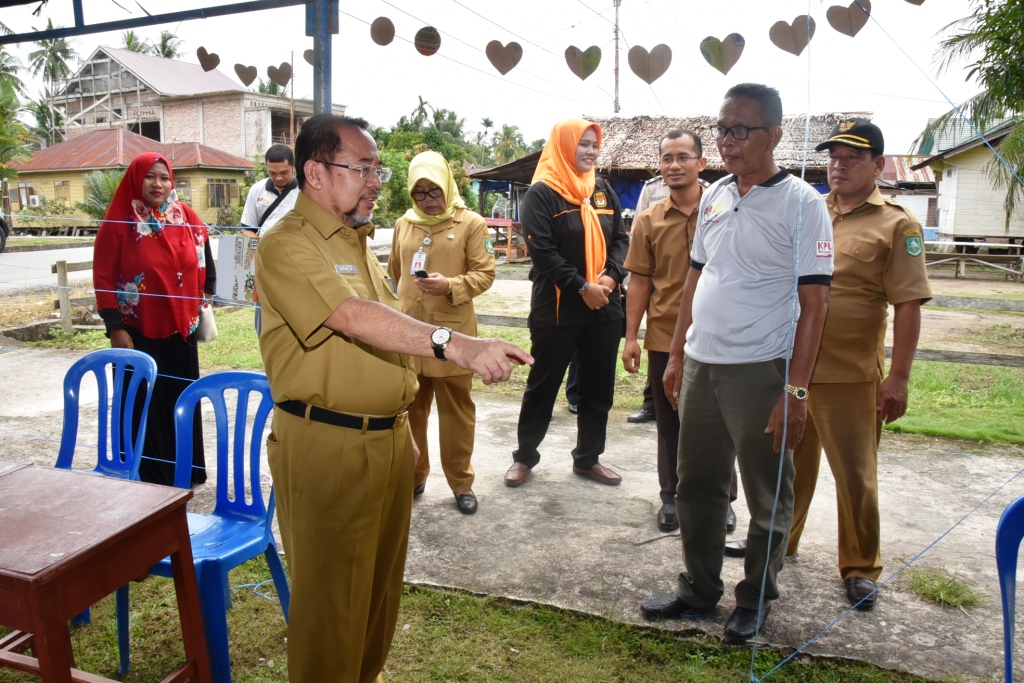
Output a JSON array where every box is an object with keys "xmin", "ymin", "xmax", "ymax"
[
  {"xmin": 845, "ymin": 577, "xmax": 878, "ymax": 611},
  {"xmin": 573, "ymin": 463, "xmax": 622, "ymax": 486},
  {"xmin": 504, "ymin": 462, "xmax": 532, "ymax": 487}
]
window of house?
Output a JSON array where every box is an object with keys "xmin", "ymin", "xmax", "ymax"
[
  {"xmin": 207, "ymin": 178, "xmax": 238, "ymax": 208},
  {"xmin": 927, "ymin": 197, "xmax": 938, "ymax": 226},
  {"xmin": 53, "ymin": 181, "xmax": 71, "ymax": 200},
  {"xmin": 175, "ymin": 178, "xmax": 192, "ymax": 204}
]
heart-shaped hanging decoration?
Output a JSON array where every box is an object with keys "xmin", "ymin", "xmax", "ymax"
[
  {"xmin": 564, "ymin": 45, "xmax": 601, "ymax": 81},
  {"xmin": 904, "ymin": 0, "xmax": 924, "ymax": 5},
  {"xmin": 234, "ymin": 64, "xmax": 257, "ymax": 87},
  {"xmin": 196, "ymin": 47, "xmax": 220, "ymax": 72},
  {"xmin": 826, "ymin": 0, "xmax": 871, "ymax": 37},
  {"xmin": 303, "ymin": 49, "xmax": 314, "ymax": 66},
  {"xmin": 627, "ymin": 44, "xmax": 672, "ymax": 85},
  {"xmin": 699, "ymin": 34, "xmax": 744, "ymax": 75},
  {"xmin": 414, "ymin": 26, "xmax": 441, "ymax": 56},
  {"xmin": 486, "ymin": 41, "xmax": 523, "ymax": 75},
  {"xmin": 267, "ymin": 62, "xmax": 292, "ymax": 88},
  {"xmin": 769, "ymin": 15, "xmax": 815, "ymax": 56},
  {"xmin": 370, "ymin": 16, "xmax": 396, "ymax": 46}
]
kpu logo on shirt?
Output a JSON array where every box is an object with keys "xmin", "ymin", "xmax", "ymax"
[
  {"xmin": 816, "ymin": 241, "xmax": 834, "ymax": 258},
  {"xmin": 594, "ymin": 191, "xmax": 608, "ymax": 208},
  {"xmin": 702, "ymin": 202, "xmax": 727, "ymax": 224}
]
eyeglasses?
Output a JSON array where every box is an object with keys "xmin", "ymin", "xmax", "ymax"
[
  {"xmin": 411, "ymin": 187, "xmax": 444, "ymax": 201},
  {"xmin": 661, "ymin": 154, "xmax": 701, "ymax": 164},
  {"xmin": 709, "ymin": 125, "xmax": 771, "ymax": 141},
  {"xmin": 318, "ymin": 160, "xmax": 393, "ymax": 182}
]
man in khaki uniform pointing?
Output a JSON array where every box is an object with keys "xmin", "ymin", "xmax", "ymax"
[{"xmin": 256, "ymin": 114, "xmax": 532, "ymax": 683}]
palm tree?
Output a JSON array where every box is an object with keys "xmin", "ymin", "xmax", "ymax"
[
  {"xmin": 0, "ymin": 80, "xmax": 30, "ymax": 185},
  {"xmin": 491, "ymin": 124, "xmax": 527, "ymax": 163},
  {"xmin": 26, "ymin": 90, "xmax": 64, "ymax": 148},
  {"xmin": 527, "ymin": 138, "xmax": 547, "ymax": 154},
  {"xmin": 28, "ymin": 19, "xmax": 78, "ymax": 94},
  {"xmin": 431, "ymin": 108, "xmax": 465, "ymax": 145},
  {"xmin": 917, "ymin": 0, "xmax": 1024, "ymax": 221},
  {"xmin": 153, "ymin": 31, "xmax": 183, "ymax": 60},
  {"xmin": 121, "ymin": 30, "xmax": 152, "ymax": 54},
  {"xmin": 77, "ymin": 170, "xmax": 126, "ymax": 218},
  {"xmin": 0, "ymin": 46, "xmax": 25, "ymax": 95},
  {"xmin": 409, "ymin": 96, "xmax": 432, "ymax": 130}
]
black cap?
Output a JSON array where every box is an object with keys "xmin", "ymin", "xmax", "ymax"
[{"xmin": 815, "ymin": 118, "xmax": 884, "ymax": 155}]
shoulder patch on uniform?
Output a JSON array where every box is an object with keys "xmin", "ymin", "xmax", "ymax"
[
  {"xmin": 594, "ymin": 191, "xmax": 608, "ymax": 209},
  {"xmin": 905, "ymin": 235, "xmax": 923, "ymax": 257},
  {"xmin": 484, "ymin": 237, "xmax": 494, "ymax": 255}
]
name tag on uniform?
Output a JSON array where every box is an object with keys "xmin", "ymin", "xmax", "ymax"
[{"xmin": 335, "ymin": 264, "xmax": 358, "ymax": 274}]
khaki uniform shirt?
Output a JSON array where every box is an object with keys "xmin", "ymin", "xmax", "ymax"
[
  {"xmin": 255, "ymin": 192, "xmax": 418, "ymax": 415},
  {"xmin": 622, "ymin": 190, "xmax": 702, "ymax": 352},
  {"xmin": 635, "ymin": 176, "xmax": 670, "ymax": 217},
  {"xmin": 813, "ymin": 187, "xmax": 932, "ymax": 384},
  {"xmin": 388, "ymin": 207, "xmax": 495, "ymax": 377}
]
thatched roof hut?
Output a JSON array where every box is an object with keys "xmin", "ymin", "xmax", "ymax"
[{"xmin": 588, "ymin": 112, "xmax": 870, "ymax": 183}]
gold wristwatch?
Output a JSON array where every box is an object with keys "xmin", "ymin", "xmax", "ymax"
[{"xmin": 785, "ymin": 384, "xmax": 808, "ymax": 400}]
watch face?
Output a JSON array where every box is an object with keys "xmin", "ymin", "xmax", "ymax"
[
  {"xmin": 795, "ymin": 388, "xmax": 808, "ymax": 399},
  {"xmin": 431, "ymin": 327, "xmax": 451, "ymax": 346}
]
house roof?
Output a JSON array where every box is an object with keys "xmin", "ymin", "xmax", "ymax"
[
  {"xmin": 911, "ymin": 119, "xmax": 1018, "ymax": 170},
  {"xmin": 65, "ymin": 46, "xmax": 243, "ymax": 98},
  {"xmin": 880, "ymin": 156, "xmax": 934, "ymax": 185},
  {"xmin": 11, "ymin": 128, "xmax": 253, "ymax": 172}
]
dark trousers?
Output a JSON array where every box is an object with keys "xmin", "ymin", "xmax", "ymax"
[
  {"xmin": 564, "ymin": 350, "xmax": 580, "ymax": 405},
  {"xmin": 648, "ymin": 351, "xmax": 738, "ymax": 506},
  {"xmin": 515, "ymin": 319, "xmax": 621, "ymax": 469}
]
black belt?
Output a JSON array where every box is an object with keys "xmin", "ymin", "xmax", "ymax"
[{"xmin": 276, "ymin": 400, "xmax": 404, "ymax": 431}]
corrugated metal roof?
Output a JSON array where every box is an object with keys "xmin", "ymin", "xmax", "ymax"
[
  {"xmin": 11, "ymin": 128, "xmax": 253, "ymax": 172},
  {"xmin": 71, "ymin": 46, "xmax": 243, "ymax": 97},
  {"xmin": 881, "ymin": 156, "xmax": 934, "ymax": 185}
]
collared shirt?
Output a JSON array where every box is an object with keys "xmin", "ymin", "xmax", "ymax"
[
  {"xmin": 255, "ymin": 192, "xmax": 418, "ymax": 415},
  {"xmin": 623, "ymin": 189, "xmax": 702, "ymax": 352},
  {"xmin": 635, "ymin": 176, "xmax": 670, "ymax": 216},
  {"xmin": 242, "ymin": 177, "xmax": 299, "ymax": 236},
  {"xmin": 686, "ymin": 170, "xmax": 834, "ymax": 364},
  {"xmin": 813, "ymin": 187, "xmax": 933, "ymax": 383}
]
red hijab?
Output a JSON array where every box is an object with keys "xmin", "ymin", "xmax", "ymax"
[{"xmin": 94, "ymin": 152, "xmax": 209, "ymax": 340}]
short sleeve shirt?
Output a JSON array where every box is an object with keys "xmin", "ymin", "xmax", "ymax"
[
  {"xmin": 813, "ymin": 188, "xmax": 933, "ymax": 383},
  {"xmin": 255, "ymin": 192, "xmax": 418, "ymax": 415},
  {"xmin": 687, "ymin": 171, "xmax": 834, "ymax": 364},
  {"xmin": 622, "ymin": 190, "xmax": 701, "ymax": 352},
  {"xmin": 635, "ymin": 176, "xmax": 670, "ymax": 216},
  {"xmin": 241, "ymin": 179, "xmax": 299, "ymax": 236}
]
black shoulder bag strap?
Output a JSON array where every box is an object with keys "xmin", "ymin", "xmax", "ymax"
[{"xmin": 256, "ymin": 179, "xmax": 296, "ymax": 228}]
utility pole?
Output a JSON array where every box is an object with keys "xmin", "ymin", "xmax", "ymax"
[
  {"xmin": 613, "ymin": 0, "xmax": 621, "ymax": 113},
  {"xmin": 289, "ymin": 50, "xmax": 296, "ymax": 145}
]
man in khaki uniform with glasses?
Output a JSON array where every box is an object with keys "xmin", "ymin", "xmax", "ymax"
[{"xmin": 256, "ymin": 114, "xmax": 531, "ymax": 683}]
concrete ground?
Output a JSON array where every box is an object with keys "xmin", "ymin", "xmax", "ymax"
[{"xmin": 1, "ymin": 334, "xmax": 1022, "ymax": 682}]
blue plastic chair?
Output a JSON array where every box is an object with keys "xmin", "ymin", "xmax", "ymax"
[
  {"xmin": 55, "ymin": 347, "xmax": 157, "ymax": 675},
  {"xmin": 135, "ymin": 371, "xmax": 289, "ymax": 683},
  {"xmin": 997, "ymin": 495, "xmax": 1024, "ymax": 682}
]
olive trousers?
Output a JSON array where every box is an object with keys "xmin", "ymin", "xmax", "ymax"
[
  {"xmin": 268, "ymin": 408, "xmax": 413, "ymax": 683},
  {"xmin": 410, "ymin": 373, "xmax": 476, "ymax": 494}
]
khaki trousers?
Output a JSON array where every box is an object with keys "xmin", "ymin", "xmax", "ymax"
[
  {"xmin": 268, "ymin": 408, "xmax": 414, "ymax": 683},
  {"xmin": 675, "ymin": 357, "xmax": 794, "ymax": 610},
  {"xmin": 410, "ymin": 374, "xmax": 476, "ymax": 494},
  {"xmin": 789, "ymin": 381, "xmax": 883, "ymax": 581}
]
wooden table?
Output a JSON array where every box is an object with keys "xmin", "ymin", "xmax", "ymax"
[
  {"xmin": 485, "ymin": 218, "xmax": 529, "ymax": 262},
  {"xmin": 0, "ymin": 466, "xmax": 212, "ymax": 682}
]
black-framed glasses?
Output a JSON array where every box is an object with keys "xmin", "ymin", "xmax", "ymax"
[
  {"xmin": 318, "ymin": 160, "xmax": 393, "ymax": 182},
  {"xmin": 661, "ymin": 154, "xmax": 701, "ymax": 164},
  {"xmin": 709, "ymin": 124, "xmax": 771, "ymax": 141},
  {"xmin": 411, "ymin": 187, "xmax": 444, "ymax": 201}
]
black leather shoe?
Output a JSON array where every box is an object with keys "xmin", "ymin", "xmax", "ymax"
[
  {"xmin": 657, "ymin": 503, "xmax": 678, "ymax": 532},
  {"xmin": 413, "ymin": 483, "xmax": 425, "ymax": 497},
  {"xmin": 845, "ymin": 577, "xmax": 878, "ymax": 611},
  {"xmin": 724, "ymin": 540, "xmax": 746, "ymax": 558},
  {"xmin": 627, "ymin": 406, "xmax": 656, "ymax": 424},
  {"xmin": 568, "ymin": 402, "xmax": 579, "ymax": 414},
  {"xmin": 726, "ymin": 503, "xmax": 737, "ymax": 533},
  {"xmin": 724, "ymin": 604, "xmax": 771, "ymax": 642},
  {"xmin": 455, "ymin": 492, "xmax": 478, "ymax": 515},
  {"xmin": 640, "ymin": 592, "xmax": 715, "ymax": 619}
]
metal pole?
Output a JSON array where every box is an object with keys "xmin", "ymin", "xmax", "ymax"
[
  {"xmin": 312, "ymin": 0, "xmax": 332, "ymax": 114},
  {"xmin": 290, "ymin": 50, "xmax": 296, "ymax": 143},
  {"xmin": 613, "ymin": 0, "xmax": 621, "ymax": 113}
]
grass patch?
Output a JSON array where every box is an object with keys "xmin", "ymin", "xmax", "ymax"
[
  {"xmin": 886, "ymin": 361, "xmax": 1024, "ymax": 444},
  {"xmin": 957, "ymin": 322, "xmax": 1024, "ymax": 355},
  {"xmin": 0, "ymin": 289, "xmax": 91, "ymax": 329},
  {"xmin": 0, "ymin": 559, "xmax": 926, "ymax": 683},
  {"xmin": 6, "ymin": 237, "xmax": 94, "ymax": 247},
  {"xmin": 904, "ymin": 566, "xmax": 983, "ymax": 609}
]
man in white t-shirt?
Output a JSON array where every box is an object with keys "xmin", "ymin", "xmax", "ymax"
[
  {"xmin": 241, "ymin": 144, "xmax": 298, "ymax": 333},
  {"xmin": 640, "ymin": 83, "xmax": 833, "ymax": 643}
]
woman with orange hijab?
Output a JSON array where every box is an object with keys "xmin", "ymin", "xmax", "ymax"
[
  {"xmin": 93, "ymin": 152, "xmax": 215, "ymax": 486},
  {"xmin": 503, "ymin": 119, "xmax": 629, "ymax": 488}
]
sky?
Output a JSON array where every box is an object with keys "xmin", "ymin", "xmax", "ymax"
[{"xmin": 0, "ymin": 0, "xmax": 982, "ymax": 156}]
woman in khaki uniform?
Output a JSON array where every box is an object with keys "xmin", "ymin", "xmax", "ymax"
[{"xmin": 388, "ymin": 150, "xmax": 495, "ymax": 514}]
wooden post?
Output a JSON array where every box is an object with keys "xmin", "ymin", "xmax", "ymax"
[{"xmin": 55, "ymin": 260, "xmax": 74, "ymax": 336}]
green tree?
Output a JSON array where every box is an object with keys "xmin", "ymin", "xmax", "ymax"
[
  {"xmin": 919, "ymin": 0, "xmax": 1024, "ymax": 221},
  {"xmin": 0, "ymin": 46, "xmax": 25, "ymax": 95},
  {"xmin": 255, "ymin": 78, "xmax": 282, "ymax": 96},
  {"xmin": 121, "ymin": 30, "xmax": 152, "ymax": 54},
  {"xmin": 26, "ymin": 89, "xmax": 64, "ymax": 148},
  {"xmin": 28, "ymin": 19, "xmax": 78, "ymax": 94},
  {"xmin": 375, "ymin": 147, "xmax": 411, "ymax": 228},
  {"xmin": 153, "ymin": 31, "xmax": 183, "ymax": 59},
  {"xmin": 0, "ymin": 79, "xmax": 30, "ymax": 185},
  {"xmin": 528, "ymin": 138, "xmax": 547, "ymax": 154},
  {"xmin": 76, "ymin": 169, "xmax": 125, "ymax": 218},
  {"xmin": 491, "ymin": 124, "xmax": 527, "ymax": 163}
]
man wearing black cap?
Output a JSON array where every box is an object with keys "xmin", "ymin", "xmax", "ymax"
[{"xmin": 723, "ymin": 118, "xmax": 931, "ymax": 611}]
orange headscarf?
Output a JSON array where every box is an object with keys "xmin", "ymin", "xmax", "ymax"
[{"xmin": 531, "ymin": 118, "xmax": 607, "ymax": 284}]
